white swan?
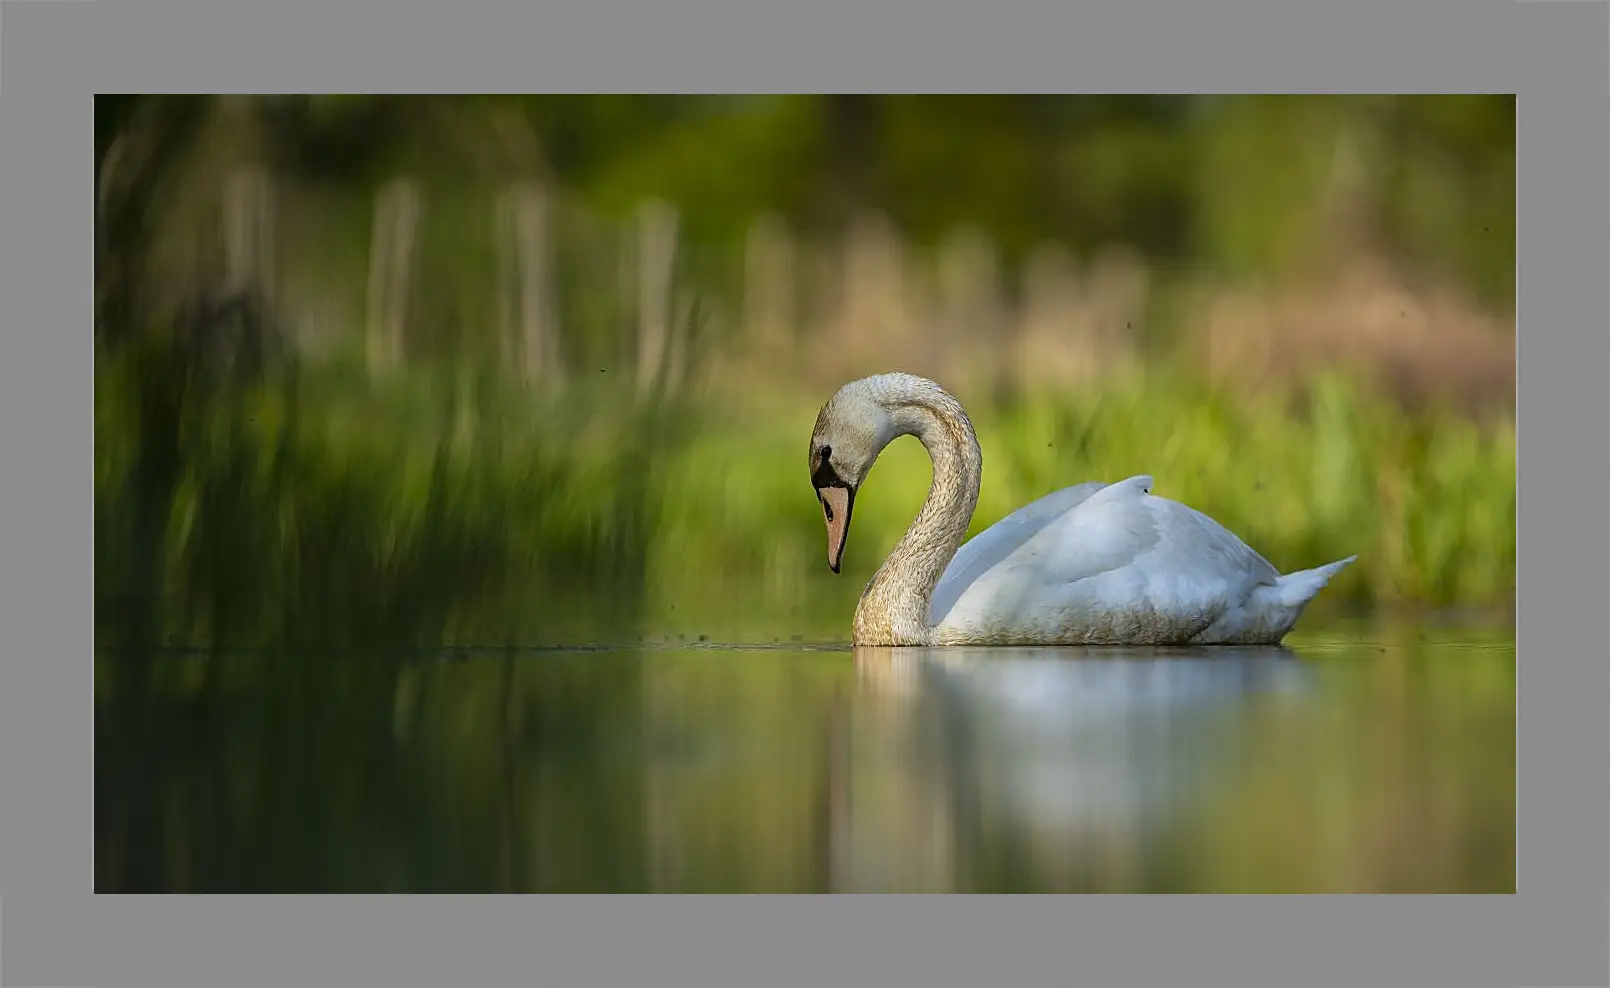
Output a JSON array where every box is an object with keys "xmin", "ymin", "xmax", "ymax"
[{"xmin": 808, "ymin": 372, "xmax": 1356, "ymax": 646}]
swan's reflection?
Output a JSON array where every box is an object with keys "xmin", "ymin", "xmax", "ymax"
[{"xmin": 842, "ymin": 645, "xmax": 1313, "ymax": 890}]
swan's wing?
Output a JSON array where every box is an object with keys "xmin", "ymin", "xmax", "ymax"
[
  {"xmin": 936, "ymin": 475, "xmax": 1281, "ymax": 636},
  {"xmin": 930, "ymin": 480, "xmax": 1107, "ymax": 624},
  {"xmin": 1033, "ymin": 475, "xmax": 1283, "ymax": 593}
]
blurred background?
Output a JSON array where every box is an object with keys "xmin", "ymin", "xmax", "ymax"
[{"xmin": 95, "ymin": 95, "xmax": 1515, "ymax": 893}]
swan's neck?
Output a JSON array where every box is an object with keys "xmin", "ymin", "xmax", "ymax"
[{"xmin": 853, "ymin": 393, "xmax": 982, "ymax": 646}]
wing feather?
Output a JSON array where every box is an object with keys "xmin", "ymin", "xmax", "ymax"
[
  {"xmin": 934, "ymin": 475, "xmax": 1282, "ymax": 640},
  {"xmin": 930, "ymin": 480, "xmax": 1107, "ymax": 624}
]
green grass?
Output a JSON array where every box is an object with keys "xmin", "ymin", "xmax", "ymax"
[
  {"xmin": 94, "ymin": 341, "xmax": 1515, "ymax": 651},
  {"xmin": 653, "ymin": 368, "xmax": 1514, "ymax": 637}
]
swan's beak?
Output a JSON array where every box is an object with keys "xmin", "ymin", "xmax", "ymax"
[{"xmin": 816, "ymin": 485, "xmax": 855, "ymax": 573}]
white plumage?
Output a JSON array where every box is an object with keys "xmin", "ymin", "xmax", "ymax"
[
  {"xmin": 808, "ymin": 373, "xmax": 1355, "ymax": 646},
  {"xmin": 930, "ymin": 473, "xmax": 1355, "ymax": 645}
]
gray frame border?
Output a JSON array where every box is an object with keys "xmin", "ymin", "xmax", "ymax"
[{"xmin": 0, "ymin": 0, "xmax": 1592, "ymax": 986}]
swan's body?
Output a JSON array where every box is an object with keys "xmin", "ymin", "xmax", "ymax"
[{"xmin": 808, "ymin": 372, "xmax": 1355, "ymax": 647}]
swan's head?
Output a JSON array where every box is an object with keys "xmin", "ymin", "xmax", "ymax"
[{"xmin": 808, "ymin": 377, "xmax": 900, "ymax": 573}]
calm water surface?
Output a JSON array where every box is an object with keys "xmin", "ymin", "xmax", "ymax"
[{"xmin": 95, "ymin": 622, "xmax": 1514, "ymax": 893}]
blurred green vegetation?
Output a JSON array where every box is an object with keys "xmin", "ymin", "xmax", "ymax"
[
  {"xmin": 98, "ymin": 94, "xmax": 1515, "ymax": 302},
  {"xmin": 95, "ymin": 346, "xmax": 1513, "ymax": 655},
  {"xmin": 93, "ymin": 94, "xmax": 1516, "ymax": 649}
]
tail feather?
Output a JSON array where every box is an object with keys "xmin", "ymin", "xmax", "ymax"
[{"xmin": 1269, "ymin": 554, "xmax": 1358, "ymax": 609}]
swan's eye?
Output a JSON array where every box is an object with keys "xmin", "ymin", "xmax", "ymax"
[{"xmin": 819, "ymin": 444, "xmax": 832, "ymax": 462}]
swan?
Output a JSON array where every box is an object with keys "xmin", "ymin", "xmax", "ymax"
[{"xmin": 808, "ymin": 372, "xmax": 1356, "ymax": 647}]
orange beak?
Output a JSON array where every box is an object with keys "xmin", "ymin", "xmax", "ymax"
[{"xmin": 816, "ymin": 485, "xmax": 855, "ymax": 573}]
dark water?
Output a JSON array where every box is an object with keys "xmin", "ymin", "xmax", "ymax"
[{"xmin": 95, "ymin": 623, "xmax": 1514, "ymax": 893}]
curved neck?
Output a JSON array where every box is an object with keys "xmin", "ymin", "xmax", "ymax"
[{"xmin": 853, "ymin": 389, "xmax": 982, "ymax": 646}]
